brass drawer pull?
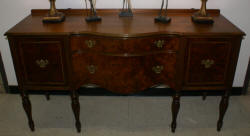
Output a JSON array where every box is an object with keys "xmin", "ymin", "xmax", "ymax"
[
  {"xmin": 36, "ymin": 59, "xmax": 49, "ymax": 68},
  {"xmin": 152, "ymin": 65, "xmax": 164, "ymax": 74},
  {"xmin": 85, "ymin": 40, "xmax": 96, "ymax": 48},
  {"xmin": 87, "ymin": 65, "xmax": 97, "ymax": 74},
  {"xmin": 154, "ymin": 40, "xmax": 165, "ymax": 48},
  {"xmin": 201, "ymin": 59, "xmax": 215, "ymax": 69}
]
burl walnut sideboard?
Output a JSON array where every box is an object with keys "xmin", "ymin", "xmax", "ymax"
[{"xmin": 4, "ymin": 9, "xmax": 245, "ymax": 133}]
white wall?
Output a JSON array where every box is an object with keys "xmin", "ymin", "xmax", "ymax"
[{"xmin": 0, "ymin": 0, "xmax": 249, "ymax": 86}]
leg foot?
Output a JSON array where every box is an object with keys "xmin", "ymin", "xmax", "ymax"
[
  {"xmin": 202, "ymin": 92, "xmax": 207, "ymax": 101},
  {"xmin": 70, "ymin": 90, "xmax": 81, "ymax": 133},
  {"xmin": 217, "ymin": 91, "xmax": 229, "ymax": 131},
  {"xmin": 21, "ymin": 91, "xmax": 35, "ymax": 131},
  {"xmin": 45, "ymin": 91, "xmax": 50, "ymax": 100},
  {"xmin": 171, "ymin": 92, "xmax": 180, "ymax": 133}
]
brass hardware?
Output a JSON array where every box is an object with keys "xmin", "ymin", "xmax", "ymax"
[
  {"xmin": 85, "ymin": 40, "xmax": 96, "ymax": 48},
  {"xmin": 87, "ymin": 65, "xmax": 97, "ymax": 74},
  {"xmin": 36, "ymin": 59, "xmax": 49, "ymax": 68},
  {"xmin": 152, "ymin": 65, "xmax": 164, "ymax": 74},
  {"xmin": 154, "ymin": 40, "xmax": 165, "ymax": 48},
  {"xmin": 201, "ymin": 59, "xmax": 215, "ymax": 69}
]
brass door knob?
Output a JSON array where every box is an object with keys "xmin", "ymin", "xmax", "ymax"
[
  {"xmin": 36, "ymin": 59, "xmax": 49, "ymax": 68},
  {"xmin": 87, "ymin": 65, "xmax": 97, "ymax": 74},
  {"xmin": 154, "ymin": 40, "xmax": 165, "ymax": 48},
  {"xmin": 85, "ymin": 40, "xmax": 96, "ymax": 48},
  {"xmin": 152, "ymin": 65, "xmax": 164, "ymax": 74},
  {"xmin": 201, "ymin": 59, "xmax": 215, "ymax": 69}
]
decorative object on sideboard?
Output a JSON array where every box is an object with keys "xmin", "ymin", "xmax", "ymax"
[
  {"xmin": 43, "ymin": 0, "xmax": 65, "ymax": 23},
  {"xmin": 85, "ymin": 0, "xmax": 102, "ymax": 22},
  {"xmin": 119, "ymin": 0, "xmax": 133, "ymax": 17},
  {"xmin": 192, "ymin": 0, "xmax": 214, "ymax": 24},
  {"xmin": 155, "ymin": 0, "xmax": 171, "ymax": 23}
]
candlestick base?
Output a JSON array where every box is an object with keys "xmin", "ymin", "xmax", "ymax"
[
  {"xmin": 192, "ymin": 12, "xmax": 214, "ymax": 24},
  {"xmin": 43, "ymin": 12, "xmax": 65, "ymax": 23},
  {"xmin": 119, "ymin": 11, "xmax": 133, "ymax": 17},
  {"xmin": 85, "ymin": 16, "xmax": 102, "ymax": 22},
  {"xmin": 155, "ymin": 16, "xmax": 171, "ymax": 24}
]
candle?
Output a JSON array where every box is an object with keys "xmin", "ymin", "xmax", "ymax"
[
  {"xmin": 127, "ymin": 0, "xmax": 132, "ymax": 9},
  {"xmin": 92, "ymin": 0, "xmax": 96, "ymax": 11}
]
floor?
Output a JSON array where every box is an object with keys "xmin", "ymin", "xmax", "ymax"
[{"xmin": 1, "ymin": 94, "xmax": 250, "ymax": 136}]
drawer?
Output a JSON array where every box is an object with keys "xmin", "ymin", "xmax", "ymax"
[
  {"xmin": 124, "ymin": 36, "xmax": 179, "ymax": 53},
  {"xmin": 71, "ymin": 35, "xmax": 179, "ymax": 54},
  {"xmin": 185, "ymin": 39, "xmax": 232, "ymax": 85},
  {"xmin": 16, "ymin": 38, "xmax": 67, "ymax": 85},
  {"xmin": 72, "ymin": 52, "xmax": 177, "ymax": 94}
]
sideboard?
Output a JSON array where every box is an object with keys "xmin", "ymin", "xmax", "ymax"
[{"xmin": 4, "ymin": 9, "xmax": 245, "ymax": 133}]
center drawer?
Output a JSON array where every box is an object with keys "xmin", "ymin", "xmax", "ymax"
[
  {"xmin": 72, "ymin": 52, "xmax": 176, "ymax": 94},
  {"xmin": 71, "ymin": 35, "xmax": 179, "ymax": 54},
  {"xmin": 70, "ymin": 35, "xmax": 179, "ymax": 94}
]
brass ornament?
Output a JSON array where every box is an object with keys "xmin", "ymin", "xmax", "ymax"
[
  {"xmin": 36, "ymin": 59, "xmax": 49, "ymax": 68},
  {"xmin": 43, "ymin": 0, "xmax": 65, "ymax": 23},
  {"xmin": 85, "ymin": 40, "xmax": 96, "ymax": 48},
  {"xmin": 191, "ymin": 0, "xmax": 214, "ymax": 24},
  {"xmin": 201, "ymin": 59, "xmax": 215, "ymax": 69},
  {"xmin": 152, "ymin": 65, "xmax": 164, "ymax": 74},
  {"xmin": 87, "ymin": 65, "xmax": 97, "ymax": 74},
  {"xmin": 154, "ymin": 40, "xmax": 165, "ymax": 48}
]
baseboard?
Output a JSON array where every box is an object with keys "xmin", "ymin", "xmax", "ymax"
[{"xmin": 8, "ymin": 86, "xmax": 243, "ymax": 96}]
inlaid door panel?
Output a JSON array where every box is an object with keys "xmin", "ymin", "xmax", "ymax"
[
  {"xmin": 17, "ymin": 39, "xmax": 67, "ymax": 85},
  {"xmin": 185, "ymin": 38, "xmax": 232, "ymax": 85}
]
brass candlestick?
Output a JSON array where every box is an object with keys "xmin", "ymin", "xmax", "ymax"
[
  {"xmin": 192, "ymin": 0, "xmax": 214, "ymax": 24},
  {"xmin": 43, "ymin": 0, "xmax": 65, "ymax": 23}
]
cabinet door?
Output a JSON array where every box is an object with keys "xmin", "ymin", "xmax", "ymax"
[
  {"xmin": 185, "ymin": 39, "xmax": 231, "ymax": 85},
  {"xmin": 16, "ymin": 38, "xmax": 67, "ymax": 86}
]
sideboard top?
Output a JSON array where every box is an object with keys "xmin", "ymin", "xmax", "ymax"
[{"xmin": 5, "ymin": 9, "xmax": 245, "ymax": 37}]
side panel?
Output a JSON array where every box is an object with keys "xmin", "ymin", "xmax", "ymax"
[{"xmin": 9, "ymin": 36, "xmax": 70, "ymax": 90}]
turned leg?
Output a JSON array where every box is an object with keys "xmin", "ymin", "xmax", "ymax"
[
  {"xmin": 217, "ymin": 91, "xmax": 230, "ymax": 131},
  {"xmin": 45, "ymin": 91, "xmax": 50, "ymax": 100},
  {"xmin": 70, "ymin": 90, "xmax": 81, "ymax": 133},
  {"xmin": 171, "ymin": 91, "xmax": 180, "ymax": 133},
  {"xmin": 202, "ymin": 92, "xmax": 207, "ymax": 101},
  {"xmin": 21, "ymin": 90, "xmax": 35, "ymax": 131}
]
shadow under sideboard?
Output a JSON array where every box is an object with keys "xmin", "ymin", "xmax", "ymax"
[{"xmin": 8, "ymin": 86, "xmax": 243, "ymax": 96}]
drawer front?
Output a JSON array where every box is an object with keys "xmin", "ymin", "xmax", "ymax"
[
  {"xmin": 124, "ymin": 36, "xmax": 179, "ymax": 53},
  {"xmin": 185, "ymin": 39, "xmax": 231, "ymax": 85},
  {"xmin": 16, "ymin": 38, "xmax": 67, "ymax": 85},
  {"xmin": 72, "ymin": 52, "xmax": 177, "ymax": 94},
  {"xmin": 71, "ymin": 35, "xmax": 179, "ymax": 54}
]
